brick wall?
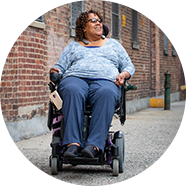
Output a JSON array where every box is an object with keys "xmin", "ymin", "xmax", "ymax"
[
  {"xmin": 1, "ymin": 3, "xmax": 72, "ymax": 122},
  {"xmin": 149, "ymin": 22, "xmax": 182, "ymax": 97},
  {"xmin": 151, "ymin": 22, "xmax": 161, "ymax": 97},
  {"xmin": 0, "ymin": 0, "xmax": 183, "ymax": 122},
  {"xmin": 18, "ymin": 28, "xmax": 46, "ymax": 106},
  {"xmin": 177, "ymin": 0, "xmax": 186, "ymax": 100},
  {"xmin": 159, "ymin": 29, "xmax": 181, "ymax": 95},
  {"xmin": 0, "ymin": 0, "xmax": 18, "ymax": 121},
  {"xmin": 120, "ymin": 5, "xmax": 151, "ymax": 100}
]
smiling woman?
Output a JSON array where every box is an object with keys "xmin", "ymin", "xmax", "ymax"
[
  {"xmin": 74, "ymin": 10, "xmax": 103, "ymax": 43},
  {"xmin": 49, "ymin": 9, "xmax": 135, "ymax": 159},
  {"xmin": 83, "ymin": 13, "xmax": 104, "ymax": 44}
]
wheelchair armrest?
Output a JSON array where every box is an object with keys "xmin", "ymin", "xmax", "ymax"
[
  {"xmin": 119, "ymin": 84, "xmax": 126, "ymax": 125},
  {"xmin": 47, "ymin": 101, "xmax": 53, "ymax": 131},
  {"xmin": 50, "ymin": 73, "xmax": 62, "ymax": 86},
  {"xmin": 48, "ymin": 73, "xmax": 62, "ymax": 92},
  {"xmin": 119, "ymin": 81, "xmax": 137, "ymax": 125}
]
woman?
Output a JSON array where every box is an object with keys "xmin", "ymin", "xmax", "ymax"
[{"xmin": 50, "ymin": 10, "xmax": 135, "ymax": 158}]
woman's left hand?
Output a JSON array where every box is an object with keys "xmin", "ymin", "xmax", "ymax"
[{"xmin": 114, "ymin": 73, "xmax": 125, "ymax": 86}]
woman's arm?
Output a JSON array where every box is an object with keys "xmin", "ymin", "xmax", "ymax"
[
  {"xmin": 112, "ymin": 39, "xmax": 135, "ymax": 82},
  {"xmin": 50, "ymin": 42, "xmax": 75, "ymax": 75}
]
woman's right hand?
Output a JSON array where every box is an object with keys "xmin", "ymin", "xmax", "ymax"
[{"xmin": 49, "ymin": 67, "xmax": 61, "ymax": 74}]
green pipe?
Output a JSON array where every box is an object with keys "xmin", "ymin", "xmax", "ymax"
[{"xmin": 164, "ymin": 70, "xmax": 171, "ymax": 110}]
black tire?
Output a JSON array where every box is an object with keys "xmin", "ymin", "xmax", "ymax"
[
  {"xmin": 51, "ymin": 157, "xmax": 58, "ymax": 175},
  {"xmin": 115, "ymin": 136, "xmax": 125, "ymax": 173},
  {"xmin": 49, "ymin": 156, "xmax": 51, "ymax": 167},
  {"xmin": 58, "ymin": 158, "xmax": 63, "ymax": 172}
]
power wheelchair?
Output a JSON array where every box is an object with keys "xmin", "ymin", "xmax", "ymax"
[{"xmin": 47, "ymin": 73, "xmax": 137, "ymax": 176}]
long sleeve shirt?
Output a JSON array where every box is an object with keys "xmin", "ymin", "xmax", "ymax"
[{"xmin": 53, "ymin": 38, "xmax": 135, "ymax": 82}]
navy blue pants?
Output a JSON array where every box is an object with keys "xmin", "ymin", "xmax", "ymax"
[{"xmin": 57, "ymin": 76, "xmax": 121, "ymax": 152}]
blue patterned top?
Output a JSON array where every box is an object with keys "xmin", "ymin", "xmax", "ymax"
[{"xmin": 54, "ymin": 38, "xmax": 135, "ymax": 82}]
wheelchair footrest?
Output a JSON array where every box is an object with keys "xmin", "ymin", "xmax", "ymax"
[{"xmin": 63, "ymin": 154, "xmax": 105, "ymax": 165}]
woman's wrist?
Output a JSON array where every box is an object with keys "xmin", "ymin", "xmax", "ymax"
[{"xmin": 120, "ymin": 72, "xmax": 126, "ymax": 79}]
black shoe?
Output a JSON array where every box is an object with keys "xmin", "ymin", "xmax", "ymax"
[
  {"xmin": 82, "ymin": 145, "xmax": 99, "ymax": 158},
  {"xmin": 63, "ymin": 145, "xmax": 79, "ymax": 158}
]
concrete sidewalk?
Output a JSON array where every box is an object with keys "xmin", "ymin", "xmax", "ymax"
[{"xmin": 15, "ymin": 101, "xmax": 185, "ymax": 185}]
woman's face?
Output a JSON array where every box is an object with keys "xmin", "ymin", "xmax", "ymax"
[{"xmin": 84, "ymin": 13, "xmax": 103, "ymax": 40}]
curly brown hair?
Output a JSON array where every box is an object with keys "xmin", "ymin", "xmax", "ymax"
[{"xmin": 75, "ymin": 10, "xmax": 103, "ymax": 41}]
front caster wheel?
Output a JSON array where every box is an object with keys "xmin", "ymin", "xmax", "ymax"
[
  {"xmin": 51, "ymin": 157, "xmax": 58, "ymax": 175},
  {"xmin": 112, "ymin": 159, "xmax": 119, "ymax": 176},
  {"xmin": 115, "ymin": 137, "xmax": 125, "ymax": 173}
]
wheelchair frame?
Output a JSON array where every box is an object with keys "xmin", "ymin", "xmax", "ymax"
[{"xmin": 47, "ymin": 73, "xmax": 136, "ymax": 176}]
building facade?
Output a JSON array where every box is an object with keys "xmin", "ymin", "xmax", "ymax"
[
  {"xmin": 150, "ymin": 0, "xmax": 186, "ymax": 99},
  {"xmin": 0, "ymin": 0, "xmax": 184, "ymax": 140}
]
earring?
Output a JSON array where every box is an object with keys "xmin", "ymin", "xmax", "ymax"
[{"xmin": 101, "ymin": 35, "xmax": 105, "ymax": 39}]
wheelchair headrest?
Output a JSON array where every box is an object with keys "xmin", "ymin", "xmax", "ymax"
[{"xmin": 102, "ymin": 23, "xmax": 109, "ymax": 37}]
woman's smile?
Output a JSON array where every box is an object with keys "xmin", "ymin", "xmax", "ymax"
[{"xmin": 94, "ymin": 26, "xmax": 101, "ymax": 30}]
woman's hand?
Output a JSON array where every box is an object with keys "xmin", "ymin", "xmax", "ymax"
[
  {"xmin": 114, "ymin": 71, "xmax": 130, "ymax": 86},
  {"xmin": 49, "ymin": 67, "xmax": 61, "ymax": 74},
  {"xmin": 114, "ymin": 73, "xmax": 125, "ymax": 86}
]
